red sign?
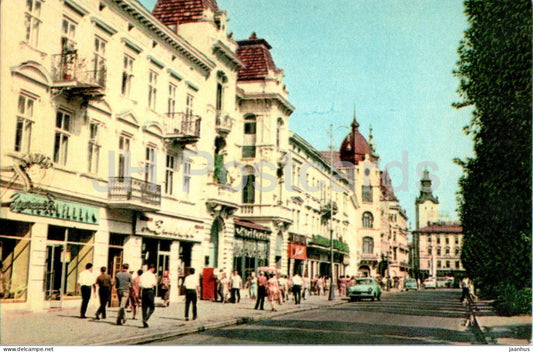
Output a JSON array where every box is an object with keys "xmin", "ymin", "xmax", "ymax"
[{"xmin": 288, "ymin": 244, "xmax": 307, "ymax": 260}]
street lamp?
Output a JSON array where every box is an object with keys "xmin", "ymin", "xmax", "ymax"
[{"xmin": 328, "ymin": 124, "xmax": 335, "ymax": 301}]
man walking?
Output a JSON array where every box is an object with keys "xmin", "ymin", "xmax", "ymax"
[
  {"xmin": 95, "ymin": 266, "xmax": 112, "ymax": 320},
  {"xmin": 183, "ymin": 268, "xmax": 199, "ymax": 321},
  {"xmin": 139, "ymin": 264, "xmax": 157, "ymax": 328},
  {"xmin": 254, "ymin": 271, "xmax": 267, "ymax": 310},
  {"xmin": 115, "ymin": 263, "xmax": 133, "ymax": 325},
  {"xmin": 77, "ymin": 263, "xmax": 95, "ymax": 319},
  {"xmin": 291, "ymin": 272, "xmax": 303, "ymax": 304},
  {"xmin": 230, "ymin": 270, "xmax": 242, "ymax": 303}
]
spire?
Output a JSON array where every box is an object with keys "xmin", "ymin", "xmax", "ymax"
[
  {"xmin": 351, "ymin": 105, "xmax": 359, "ymax": 130},
  {"xmin": 416, "ymin": 167, "xmax": 439, "ymax": 204}
]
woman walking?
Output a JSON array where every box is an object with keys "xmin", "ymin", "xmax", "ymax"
[
  {"xmin": 130, "ymin": 269, "xmax": 142, "ymax": 320},
  {"xmin": 266, "ymin": 273, "xmax": 280, "ymax": 311},
  {"xmin": 249, "ymin": 272, "xmax": 258, "ymax": 300},
  {"xmin": 159, "ymin": 270, "xmax": 170, "ymax": 307}
]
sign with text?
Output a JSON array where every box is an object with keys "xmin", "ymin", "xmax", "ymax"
[
  {"xmin": 288, "ymin": 243, "xmax": 307, "ymax": 260},
  {"xmin": 9, "ymin": 192, "xmax": 99, "ymax": 224}
]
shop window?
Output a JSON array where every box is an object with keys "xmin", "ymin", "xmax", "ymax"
[
  {"xmin": 45, "ymin": 226, "xmax": 94, "ymax": 300},
  {"xmin": 0, "ymin": 220, "xmax": 31, "ymax": 302}
]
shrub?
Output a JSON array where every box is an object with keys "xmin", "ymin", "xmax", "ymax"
[{"xmin": 493, "ymin": 284, "xmax": 532, "ymax": 316}]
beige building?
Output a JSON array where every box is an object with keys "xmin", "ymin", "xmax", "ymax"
[{"xmin": 0, "ymin": 0, "xmax": 411, "ymax": 311}]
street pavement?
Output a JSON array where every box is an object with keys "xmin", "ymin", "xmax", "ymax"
[{"xmin": 0, "ymin": 289, "xmax": 530, "ymax": 345}]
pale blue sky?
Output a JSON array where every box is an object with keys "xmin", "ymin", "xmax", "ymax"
[{"xmin": 139, "ymin": 0, "xmax": 474, "ymax": 226}]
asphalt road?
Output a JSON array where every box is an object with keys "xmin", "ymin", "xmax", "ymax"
[{"xmin": 148, "ymin": 289, "xmax": 477, "ymax": 345}]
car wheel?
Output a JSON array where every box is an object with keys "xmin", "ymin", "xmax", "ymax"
[
  {"xmin": 377, "ymin": 293, "xmax": 381, "ymax": 301},
  {"xmin": 371, "ymin": 296, "xmax": 375, "ymax": 302},
  {"xmin": 350, "ymin": 296, "xmax": 356, "ymax": 302}
]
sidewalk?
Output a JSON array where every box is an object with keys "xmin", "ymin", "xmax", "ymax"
[
  {"xmin": 0, "ymin": 294, "xmax": 347, "ymax": 345},
  {"xmin": 472, "ymin": 299, "xmax": 532, "ymax": 345}
]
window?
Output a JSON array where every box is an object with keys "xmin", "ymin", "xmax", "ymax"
[
  {"xmin": 148, "ymin": 70, "xmax": 158, "ymax": 110},
  {"xmin": 183, "ymin": 157, "xmax": 191, "ymax": 194},
  {"xmin": 428, "ymin": 247, "xmax": 432, "ymax": 255},
  {"xmin": 362, "ymin": 237, "xmax": 373, "ymax": 253},
  {"xmin": 362, "ymin": 185, "xmax": 372, "ymax": 202},
  {"xmin": 445, "ymin": 260, "xmax": 450, "ymax": 268},
  {"xmin": 168, "ymin": 83, "xmax": 177, "ymax": 115},
  {"xmin": 244, "ymin": 116, "xmax": 256, "ymax": 134},
  {"xmin": 145, "ymin": 147, "xmax": 156, "ymax": 183},
  {"xmin": 455, "ymin": 248, "xmax": 460, "ymax": 256},
  {"xmin": 437, "ymin": 247, "xmax": 441, "ymax": 256},
  {"xmin": 455, "ymin": 236, "xmax": 459, "ymax": 245},
  {"xmin": 242, "ymin": 166, "xmax": 255, "ymax": 204},
  {"xmin": 14, "ymin": 94, "xmax": 35, "ymax": 153},
  {"xmin": 436, "ymin": 236, "xmax": 441, "ymax": 244},
  {"xmin": 445, "ymin": 236, "xmax": 449, "ymax": 245},
  {"xmin": 25, "ymin": 0, "xmax": 42, "ymax": 47},
  {"xmin": 186, "ymin": 92, "xmax": 194, "ymax": 117},
  {"xmin": 118, "ymin": 135, "xmax": 130, "ymax": 178},
  {"xmin": 54, "ymin": 111, "xmax": 71, "ymax": 165},
  {"xmin": 121, "ymin": 55, "xmax": 134, "ymax": 96},
  {"xmin": 445, "ymin": 248, "xmax": 450, "ymax": 255},
  {"xmin": 427, "ymin": 236, "xmax": 432, "ymax": 243},
  {"xmin": 61, "ymin": 16, "xmax": 77, "ymax": 52},
  {"xmin": 362, "ymin": 212, "xmax": 373, "ymax": 228},
  {"xmin": 437, "ymin": 260, "xmax": 441, "ymax": 268},
  {"xmin": 88, "ymin": 122, "xmax": 100, "ymax": 174},
  {"xmin": 164, "ymin": 154, "xmax": 175, "ymax": 195},
  {"xmin": 93, "ymin": 36, "xmax": 106, "ymax": 82},
  {"xmin": 276, "ymin": 118, "xmax": 283, "ymax": 148},
  {"xmin": 455, "ymin": 261, "xmax": 460, "ymax": 269}
]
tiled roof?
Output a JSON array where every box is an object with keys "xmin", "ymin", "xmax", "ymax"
[
  {"xmin": 152, "ymin": 0, "xmax": 220, "ymax": 26},
  {"xmin": 236, "ymin": 33, "xmax": 281, "ymax": 81},
  {"xmin": 319, "ymin": 151, "xmax": 341, "ymax": 166},
  {"xmin": 381, "ymin": 170, "xmax": 397, "ymax": 201},
  {"xmin": 415, "ymin": 222, "xmax": 463, "ymax": 234}
]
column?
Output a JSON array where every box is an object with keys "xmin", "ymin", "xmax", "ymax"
[
  {"xmin": 123, "ymin": 235, "xmax": 142, "ymax": 271},
  {"xmin": 169, "ymin": 240, "xmax": 180, "ymax": 302},
  {"xmin": 28, "ymin": 222, "xmax": 48, "ymax": 311}
]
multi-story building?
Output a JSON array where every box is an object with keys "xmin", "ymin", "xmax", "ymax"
[
  {"xmin": 412, "ymin": 169, "xmax": 465, "ymax": 280},
  {"xmin": 0, "ymin": 0, "xmax": 411, "ymax": 312}
]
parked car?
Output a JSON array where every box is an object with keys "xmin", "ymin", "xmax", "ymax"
[
  {"xmin": 436, "ymin": 277, "xmax": 448, "ymax": 288},
  {"xmin": 423, "ymin": 278, "xmax": 436, "ymax": 289},
  {"xmin": 404, "ymin": 278, "xmax": 418, "ymax": 291},
  {"xmin": 445, "ymin": 277, "xmax": 455, "ymax": 288},
  {"xmin": 348, "ymin": 278, "xmax": 382, "ymax": 301}
]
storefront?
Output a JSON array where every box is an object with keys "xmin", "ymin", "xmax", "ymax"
[
  {"xmin": 2, "ymin": 191, "xmax": 100, "ymax": 310},
  {"xmin": 306, "ymin": 234, "xmax": 349, "ymax": 280},
  {"xmin": 233, "ymin": 219, "xmax": 271, "ymax": 280},
  {"xmin": 135, "ymin": 213, "xmax": 203, "ymax": 300}
]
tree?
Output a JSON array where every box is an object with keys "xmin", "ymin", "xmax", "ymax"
[{"xmin": 453, "ymin": 0, "xmax": 532, "ymax": 300}]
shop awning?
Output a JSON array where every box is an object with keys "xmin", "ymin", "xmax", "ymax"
[{"xmin": 234, "ymin": 218, "xmax": 271, "ymax": 232}]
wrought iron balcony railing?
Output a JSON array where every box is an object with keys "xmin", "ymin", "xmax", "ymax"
[
  {"xmin": 51, "ymin": 54, "xmax": 107, "ymax": 89},
  {"xmin": 163, "ymin": 112, "xmax": 201, "ymax": 143},
  {"xmin": 108, "ymin": 177, "xmax": 161, "ymax": 207}
]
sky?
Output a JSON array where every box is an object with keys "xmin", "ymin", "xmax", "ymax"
[{"xmin": 139, "ymin": 0, "xmax": 474, "ymax": 227}]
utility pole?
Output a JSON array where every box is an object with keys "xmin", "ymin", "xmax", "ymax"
[{"xmin": 328, "ymin": 123, "xmax": 335, "ymax": 301}]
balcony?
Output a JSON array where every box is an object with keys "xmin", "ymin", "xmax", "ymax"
[
  {"xmin": 215, "ymin": 112, "xmax": 233, "ymax": 136},
  {"xmin": 359, "ymin": 253, "xmax": 379, "ymax": 263},
  {"xmin": 205, "ymin": 182, "xmax": 239, "ymax": 218},
  {"xmin": 108, "ymin": 177, "xmax": 161, "ymax": 211},
  {"xmin": 163, "ymin": 113, "xmax": 201, "ymax": 145},
  {"xmin": 238, "ymin": 204, "xmax": 292, "ymax": 224},
  {"xmin": 51, "ymin": 53, "xmax": 106, "ymax": 99}
]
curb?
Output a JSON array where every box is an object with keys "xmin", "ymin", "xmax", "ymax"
[{"xmin": 96, "ymin": 300, "xmax": 347, "ymax": 345}]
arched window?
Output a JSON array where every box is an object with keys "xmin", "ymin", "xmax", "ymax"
[
  {"xmin": 363, "ymin": 237, "xmax": 374, "ymax": 253},
  {"xmin": 242, "ymin": 165, "xmax": 255, "ymax": 204},
  {"xmin": 362, "ymin": 212, "xmax": 373, "ymax": 228}
]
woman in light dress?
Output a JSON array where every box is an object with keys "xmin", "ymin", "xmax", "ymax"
[
  {"xmin": 249, "ymin": 272, "xmax": 258, "ymax": 299},
  {"xmin": 266, "ymin": 273, "xmax": 280, "ymax": 311}
]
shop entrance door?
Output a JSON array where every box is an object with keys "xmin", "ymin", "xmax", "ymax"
[
  {"xmin": 156, "ymin": 252, "xmax": 169, "ymax": 298},
  {"xmin": 45, "ymin": 244, "xmax": 66, "ymax": 308}
]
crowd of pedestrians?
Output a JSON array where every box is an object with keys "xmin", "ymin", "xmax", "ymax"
[{"xmin": 77, "ymin": 264, "xmax": 346, "ymax": 329}]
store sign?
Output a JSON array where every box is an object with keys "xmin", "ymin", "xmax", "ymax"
[
  {"xmin": 9, "ymin": 192, "xmax": 99, "ymax": 224},
  {"xmin": 288, "ymin": 243, "xmax": 307, "ymax": 260},
  {"xmin": 234, "ymin": 225, "xmax": 269, "ymax": 241},
  {"xmin": 139, "ymin": 217, "xmax": 199, "ymax": 241}
]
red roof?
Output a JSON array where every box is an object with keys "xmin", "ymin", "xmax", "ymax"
[
  {"xmin": 339, "ymin": 118, "xmax": 373, "ymax": 166},
  {"xmin": 236, "ymin": 33, "xmax": 282, "ymax": 81},
  {"xmin": 152, "ymin": 0, "xmax": 220, "ymax": 26},
  {"xmin": 415, "ymin": 222, "xmax": 463, "ymax": 234}
]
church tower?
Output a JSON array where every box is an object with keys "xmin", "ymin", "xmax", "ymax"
[{"xmin": 415, "ymin": 168, "xmax": 439, "ymax": 229}]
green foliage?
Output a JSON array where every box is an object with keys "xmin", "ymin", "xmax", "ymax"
[
  {"xmin": 310, "ymin": 235, "xmax": 349, "ymax": 253},
  {"xmin": 454, "ymin": 0, "xmax": 532, "ymax": 301},
  {"xmin": 493, "ymin": 284, "xmax": 532, "ymax": 316}
]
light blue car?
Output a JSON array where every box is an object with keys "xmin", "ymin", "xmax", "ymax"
[
  {"xmin": 405, "ymin": 278, "xmax": 418, "ymax": 291},
  {"xmin": 348, "ymin": 278, "xmax": 382, "ymax": 302}
]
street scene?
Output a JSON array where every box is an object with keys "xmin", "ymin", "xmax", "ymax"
[{"xmin": 0, "ymin": 0, "xmax": 530, "ymax": 348}]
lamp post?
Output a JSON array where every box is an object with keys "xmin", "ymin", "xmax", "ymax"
[{"xmin": 328, "ymin": 123, "xmax": 335, "ymax": 301}]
